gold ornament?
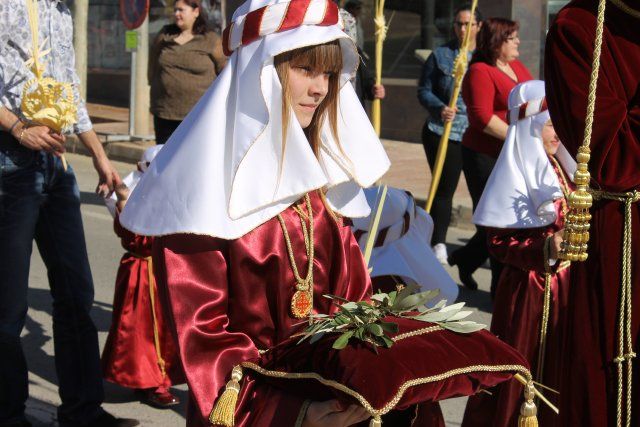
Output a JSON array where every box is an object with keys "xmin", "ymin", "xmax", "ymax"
[{"xmin": 21, "ymin": 0, "xmax": 77, "ymax": 135}]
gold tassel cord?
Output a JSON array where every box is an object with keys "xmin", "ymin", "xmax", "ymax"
[
  {"xmin": 590, "ymin": 190, "xmax": 640, "ymax": 427},
  {"xmin": 210, "ymin": 366, "xmax": 243, "ymax": 427},
  {"xmin": 424, "ymin": 0, "xmax": 478, "ymax": 213},
  {"xmin": 369, "ymin": 415, "xmax": 382, "ymax": 427},
  {"xmin": 558, "ymin": 0, "xmax": 607, "ymax": 262},
  {"xmin": 518, "ymin": 379, "xmax": 538, "ymax": 427}
]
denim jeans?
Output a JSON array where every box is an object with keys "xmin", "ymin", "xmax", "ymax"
[{"xmin": 0, "ymin": 134, "xmax": 104, "ymax": 425}]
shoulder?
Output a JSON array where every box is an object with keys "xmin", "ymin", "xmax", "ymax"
[
  {"xmin": 468, "ymin": 61, "xmax": 495, "ymax": 78},
  {"xmin": 203, "ymin": 31, "xmax": 220, "ymax": 43}
]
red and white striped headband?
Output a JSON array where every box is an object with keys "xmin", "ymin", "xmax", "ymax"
[
  {"xmin": 508, "ymin": 97, "xmax": 548, "ymax": 125},
  {"xmin": 222, "ymin": 0, "xmax": 341, "ymax": 56}
]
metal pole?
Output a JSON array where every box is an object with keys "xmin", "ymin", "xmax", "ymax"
[{"xmin": 129, "ymin": 49, "xmax": 136, "ymax": 136}]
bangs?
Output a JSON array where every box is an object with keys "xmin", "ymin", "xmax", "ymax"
[{"xmin": 279, "ymin": 40, "xmax": 343, "ymax": 74}]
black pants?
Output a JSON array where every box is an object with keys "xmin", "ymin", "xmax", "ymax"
[
  {"xmin": 153, "ymin": 116, "xmax": 182, "ymax": 145},
  {"xmin": 453, "ymin": 145, "xmax": 503, "ymax": 296},
  {"xmin": 422, "ymin": 125, "xmax": 463, "ymax": 246}
]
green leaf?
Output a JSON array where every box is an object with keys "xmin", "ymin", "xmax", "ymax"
[
  {"xmin": 392, "ymin": 289, "xmax": 439, "ymax": 311},
  {"xmin": 370, "ymin": 293, "xmax": 389, "ymax": 303},
  {"xmin": 381, "ymin": 335, "xmax": 395, "ymax": 348},
  {"xmin": 341, "ymin": 301, "xmax": 358, "ymax": 311},
  {"xmin": 367, "ymin": 323, "xmax": 384, "ymax": 337},
  {"xmin": 440, "ymin": 321, "xmax": 486, "ymax": 334},
  {"xmin": 309, "ymin": 331, "xmax": 326, "ymax": 344},
  {"xmin": 446, "ymin": 310, "xmax": 474, "ymax": 322},
  {"xmin": 333, "ymin": 330, "xmax": 355, "ymax": 349},
  {"xmin": 380, "ymin": 321, "xmax": 399, "ymax": 334}
]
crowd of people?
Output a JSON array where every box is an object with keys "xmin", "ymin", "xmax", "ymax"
[{"xmin": 1, "ymin": 0, "xmax": 638, "ymax": 426}]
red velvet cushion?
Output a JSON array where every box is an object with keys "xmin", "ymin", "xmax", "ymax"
[{"xmin": 242, "ymin": 317, "xmax": 530, "ymax": 415}]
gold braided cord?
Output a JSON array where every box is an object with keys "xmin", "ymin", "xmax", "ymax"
[
  {"xmin": 131, "ymin": 253, "xmax": 167, "ymax": 378},
  {"xmin": 392, "ymin": 325, "xmax": 442, "ymax": 342},
  {"xmin": 277, "ymin": 194, "xmax": 314, "ymax": 292},
  {"xmin": 241, "ymin": 361, "xmax": 531, "ymax": 417},
  {"xmin": 610, "ymin": 0, "xmax": 640, "ymax": 19},
  {"xmin": 591, "ymin": 190, "xmax": 640, "ymax": 427}
]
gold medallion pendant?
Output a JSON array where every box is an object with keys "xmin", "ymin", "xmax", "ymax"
[
  {"xmin": 291, "ymin": 289, "xmax": 313, "ymax": 319},
  {"xmin": 277, "ymin": 194, "xmax": 315, "ymax": 320}
]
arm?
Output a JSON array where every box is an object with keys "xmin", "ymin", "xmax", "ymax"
[
  {"xmin": 545, "ymin": 19, "xmax": 640, "ymax": 191},
  {"xmin": 148, "ymin": 32, "xmax": 162, "ymax": 84},
  {"xmin": 463, "ymin": 65, "xmax": 508, "ymax": 140},
  {"xmin": 417, "ymin": 53, "xmax": 447, "ymax": 117},
  {"xmin": 154, "ymin": 234, "xmax": 307, "ymax": 426}
]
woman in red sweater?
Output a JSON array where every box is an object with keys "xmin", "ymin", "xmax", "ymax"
[{"xmin": 447, "ymin": 18, "xmax": 532, "ymax": 295}]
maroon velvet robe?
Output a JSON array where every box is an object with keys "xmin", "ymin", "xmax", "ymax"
[
  {"xmin": 153, "ymin": 191, "xmax": 376, "ymax": 426},
  {"xmin": 102, "ymin": 217, "xmax": 183, "ymax": 389},
  {"xmin": 545, "ymin": 1, "xmax": 640, "ymax": 425},
  {"xmin": 462, "ymin": 198, "xmax": 569, "ymax": 427}
]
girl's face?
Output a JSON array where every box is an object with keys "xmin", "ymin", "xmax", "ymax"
[
  {"xmin": 174, "ymin": 0, "xmax": 199, "ymax": 32},
  {"xmin": 541, "ymin": 120, "xmax": 560, "ymax": 156},
  {"xmin": 286, "ymin": 65, "xmax": 331, "ymax": 128},
  {"xmin": 498, "ymin": 31, "xmax": 520, "ymax": 63}
]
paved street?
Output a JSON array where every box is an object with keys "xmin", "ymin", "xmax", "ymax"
[{"xmin": 22, "ymin": 152, "xmax": 494, "ymax": 426}]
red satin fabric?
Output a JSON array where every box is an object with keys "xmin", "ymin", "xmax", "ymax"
[
  {"xmin": 102, "ymin": 217, "xmax": 184, "ymax": 389},
  {"xmin": 462, "ymin": 196, "xmax": 569, "ymax": 427},
  {"xmin": 153, "ymin": 191, "xmax": 373, "ymax": 426},
  {"xmin": 545, "ymin": 2, "xmax": 640, "ymax": 425}
]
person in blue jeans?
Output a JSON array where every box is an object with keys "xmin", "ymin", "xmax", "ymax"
[
  {"xmin": 0, "ymin": 2, "xmax": 138, "ymax": 427},
  {"xmin": 417, "ymin": 3, "xmax": 482, "ymax": 283}
]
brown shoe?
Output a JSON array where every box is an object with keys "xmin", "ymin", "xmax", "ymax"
[{"xmin": 140, "ymin": 389, "xmax": 180, "ymax": 409}]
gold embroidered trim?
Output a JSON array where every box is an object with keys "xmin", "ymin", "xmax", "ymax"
[
  {"xmin": 241, "ymin": 361, "xmax": 531, "ymax": 417},
  {"xmin": 392, "ymin": 325, "xmax": 443, "ymax": 342}
]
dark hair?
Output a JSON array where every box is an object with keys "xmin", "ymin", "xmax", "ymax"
[
  {"xmin": 454, "ymin": 3, "xmax": 483, "ymax": 23},
  {"xmin": 470, "ymin": 17, "xmax": 518, "ymax": 66},
  {"xmin": 165, "ymin": 0, "xmax": 210, "ymax": 35}
]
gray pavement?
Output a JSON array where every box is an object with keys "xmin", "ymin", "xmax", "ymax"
[{"xmin": 22, "ymin": 146, "xmax": 493, "ymax": 426}]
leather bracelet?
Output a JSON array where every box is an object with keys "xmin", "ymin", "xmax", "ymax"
[{"xmin": 8, "ymin": 118, "xmax": 21, "ymax": 135}]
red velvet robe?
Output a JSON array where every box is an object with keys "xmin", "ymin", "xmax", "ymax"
[
  {"xmin": 545, "ymin": 1, "xmax": 640, "ymax": 425},
  {"xmin": 153, "ymin": 191, "xmax": 376, "ymax": 426},
  {"xmin": 102, "ymin": 217, "xmax": 183, "ymax": 389},
  {"xmin": 462, "ymin": 198, "xmax": 569, "ymax": 427}
]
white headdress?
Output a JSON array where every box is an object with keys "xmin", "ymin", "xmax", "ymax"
[
  {"xmin": 120, "ymin": 0, "xmax": 390, "ymax": 239},
  {"xmin": 351, "ymin": 187, "xmax": 458, "ymax": 306},
  {"xmin": 473, "ymin": 80, "xmax": 576, "ymax": 229}
]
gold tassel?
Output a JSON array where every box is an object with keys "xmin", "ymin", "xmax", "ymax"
[
  {"xmin": 518, "ymin": 381, "xmax": 538, "ymax": 427},
  {"xmin": 209, "ymin": 366, "xmax": 243, "ymax": 427},
  {"xmin": 369, "ymin": 415, "xmax": 382, "ymax": 427}
]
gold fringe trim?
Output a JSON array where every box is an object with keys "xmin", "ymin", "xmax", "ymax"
[
  {"xmin": 241, "ymin": 361, "xmax": 531, "ymax": 418},
  {"xmin": 369, "ymin": 415, "xmax": 382, "ymax": 426},
  {"xmin": 209, "ymin": 366, "xmax": 243, "ymax": 427}
]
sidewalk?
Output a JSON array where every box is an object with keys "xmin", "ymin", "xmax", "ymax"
[{"xmin": 73, "ymin": 103, "xmax": 474, "ymax": 227}]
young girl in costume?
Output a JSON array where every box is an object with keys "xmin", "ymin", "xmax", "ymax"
[
  {"xmin": 461, "ymin": 80, "xmax": 575, "ymax": 427},
  {"xmin": 102, "ymin": 146, "xmax": 184, "ymax": 408},
  {"xmin": 119, "ymin": 0, "xmax": 395, "ymax": 425}
]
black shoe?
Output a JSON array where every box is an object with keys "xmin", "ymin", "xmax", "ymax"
[
  {"xmin": 91, "ymin": 412, "xmax": 139, "ymax": 427},
  {"xmin": 448, "ymin": 253, "xmax": 478, "ymax": 291},
  {"xmin": 60, "ymin": 412, "xmax": 140, "ymax": 427},
  {"xmin": 0, "ymin": 420, "xmax": 32, "ymax": 427}
]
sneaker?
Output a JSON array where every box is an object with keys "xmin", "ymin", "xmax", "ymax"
[{"xmin": 432, "ymin": 243, "xmax": 448, "ymax": 265}]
